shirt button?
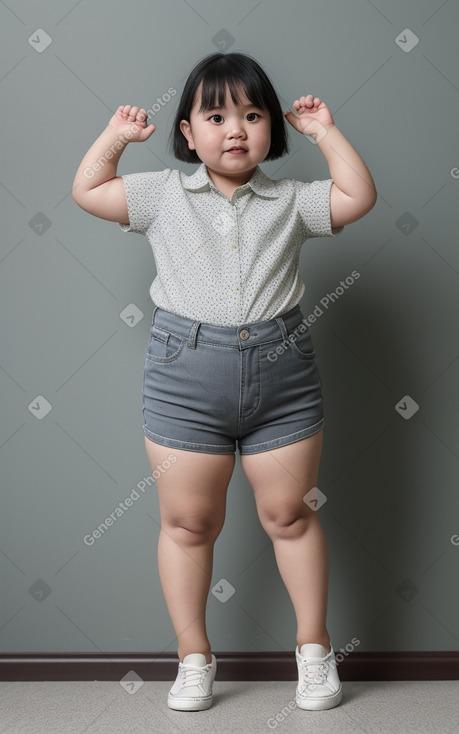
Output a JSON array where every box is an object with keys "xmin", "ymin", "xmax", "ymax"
[
  {"xmin": 232, "ymin": 244, "xmax": 236, "ymax": 248},
  {"xmin": 239, "ymin": 329, "xmax": 250, "ymax": 340}
]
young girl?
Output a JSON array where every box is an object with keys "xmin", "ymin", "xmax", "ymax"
[{"xmin": 73, "ymin": 51, "xmax": 376, "ymax": 713}]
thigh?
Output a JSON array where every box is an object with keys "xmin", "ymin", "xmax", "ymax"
[
  {"xmin": 240, "ymin": 430, "xmax": 323, "ymax": 527},
  {"xmin": 144, "ymin": 437, "xmax": 235, "ymax": 535},
  {"xmin": 143, "ymin": 328, "xmax": 239, "ymax": 454}
]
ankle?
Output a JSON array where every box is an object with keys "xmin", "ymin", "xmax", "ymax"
[
  {"xmin": 178, "ymin": 649, "xmax": 212, "ymax": 664},
  {"xmin": 297, "ymin": 638, "xmax": 331, "ymax": 655}
]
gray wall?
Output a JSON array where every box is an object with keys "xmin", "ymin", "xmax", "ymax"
[{"xmin": 1, "ymin": 0, "xmax": 458, "ymax": 657}]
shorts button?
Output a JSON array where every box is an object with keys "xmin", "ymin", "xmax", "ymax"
[{"xmin": 239, "ymin": 329, "xmax": 250, "ymax": 340}]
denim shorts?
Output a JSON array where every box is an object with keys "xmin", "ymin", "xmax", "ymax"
[{"xmin": 142, "ymin": 304, "xmax": 324, "ymax": 455}]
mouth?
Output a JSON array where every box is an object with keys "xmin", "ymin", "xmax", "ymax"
[{"xmin": 226, "ymin": 147, "xmax": 247, "ymax": 154}]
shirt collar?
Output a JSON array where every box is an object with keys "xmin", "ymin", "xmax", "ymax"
[{"xmin": 181, "ymin": 162, "xmax": 279, "ymax": 199}]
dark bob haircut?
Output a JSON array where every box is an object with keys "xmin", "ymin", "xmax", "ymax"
[{"xmin": 168, "ymin": 52, "xmax": 290, "ymax": 163}]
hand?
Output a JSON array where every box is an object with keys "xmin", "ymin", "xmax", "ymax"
[
  {"xmin": 284, "ymin": 95, "xmax": 334, "ymax": 140},
  {"xmin": 107, "ymin": 105, "xmax": 156, "ymax": 142}
]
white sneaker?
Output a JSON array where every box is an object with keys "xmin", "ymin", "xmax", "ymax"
[
  {"xmin": 167, "ymin": 653, "xmax": 217, "ymax": 711},
  {"xmin": 295, "ymin": 643, "xmax": 342, "ymax": 711}
]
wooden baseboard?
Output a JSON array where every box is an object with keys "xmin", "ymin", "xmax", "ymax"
[{"xmin": 0, "ymin": 652, "xmax": 458, "ymax": 681}]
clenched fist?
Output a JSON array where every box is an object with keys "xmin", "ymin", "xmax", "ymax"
[{"xmin": 107, "ymin": 105, "xmax": 156, "ymax": 142}]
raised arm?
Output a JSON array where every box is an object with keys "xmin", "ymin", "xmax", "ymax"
[
  {"xmin": 315, "ymin": 123, "xmax": 377, "ymax": 229},
  {"xmin": 284, "ymin": 95, "xmax": 377, "ymax": 229},
  {"xmin": 72, "ymin": 106, "xmax": 155, "ymax": 223}
]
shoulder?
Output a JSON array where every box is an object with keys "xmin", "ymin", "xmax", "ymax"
[
  {"xmin": 256, "ymin": 169, "xmax": 331, "ymax": 201},
  {"xmin": 119, "ymin": 169, "xmax": 187, "ymax": 202},
  {"xmin": 289, "ymin": 177, "xmax": 335, "ymax": 201},
  {"xmin": 120, "ymin": 168, "xmax": 180, "ymax": 187},
  {"xmin": 270, "ymin": 174, "xmax": 331, "ymax": 191}
]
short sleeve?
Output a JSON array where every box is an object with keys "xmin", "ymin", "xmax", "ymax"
[
  {"xmin": 117, "ymin": 169, "xmax": 171, "ymax": 235},
  {"xmin": 296, "ymin": 178, "xmax": 344, "ymax": 238}
]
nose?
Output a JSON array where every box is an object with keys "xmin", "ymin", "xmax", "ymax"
[
  {"xmin": 226, "ymin": 129, "xmax": 245, "ymax": 142},
  {"xmin": 226, "ymin": 119, "xmax": 246, "ymax": 139}
]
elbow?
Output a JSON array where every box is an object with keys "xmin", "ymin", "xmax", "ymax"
[
  {"xmin": 364, "ymin": 187, "xmax": 377, "ymax": 214},
  {"xmin": 72, "ymin": 175, "xmax": 92, "ymax": 205},
  {"xmin": 72, "ymin": 182, "xmax": 83, "ymax": 205},
  {"xmin": 347, "ymin": 189, "xmax": 377, "ymax": 223},
  {"xmin": 369, "ymin": 178, "xmax": 378, "ymax": 208},
  {"xmin": 72, "ymin": 183, "xmax": 94, "ymax": 211},
  {"xmin": 72, "ymin": 190, "xmax": 91, "ymax": 214},
  {"xmin": 72, "ymin": 189, "xmax": 84, "ymax": 208}
]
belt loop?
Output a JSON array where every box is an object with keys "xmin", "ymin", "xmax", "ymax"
[
  {"xmin": 151, "ymin": 305, "xmax": 159, "ymax": 325},
  {"xmin": 187, "ymin": 319, "xmax": 201, "ymax": 349},
  {"xmin": 275, "ymin": 315, "xmax": 288, "ymax": 342}
]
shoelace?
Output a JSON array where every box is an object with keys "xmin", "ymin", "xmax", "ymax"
[
  {"xmin": 179, "ymin": 661, "xmax": 210, "ymax": 689},
  {"xmin": 298, "ymin": 659, "xmax": 329, "ymax": 693}
]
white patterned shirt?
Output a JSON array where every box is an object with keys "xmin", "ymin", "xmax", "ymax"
[{"xmin": 118, "ymin": 162, "xmax": 343, "ymax": 327}]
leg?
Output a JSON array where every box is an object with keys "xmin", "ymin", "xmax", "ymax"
[
  {"xmin": 240, "ymin": 430, "xmax": 330, "ymax": 652},
  {"xmin": 144, "ymin": 437, "xmax": 235, "ymax": 664}
]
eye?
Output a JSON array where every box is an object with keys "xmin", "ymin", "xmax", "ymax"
[
  {"xmin": 246, "ymin": 112, "xmax": 260, "ymax": 121},
  {"xmin": 209, "ymin": 114, "xmax": 223, "ymax": 123}
]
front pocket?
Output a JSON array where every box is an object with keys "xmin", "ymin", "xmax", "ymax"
[
  {"xmin": 146, "ymin": 325, "xmax": 184, "ymax": 363},
  {"xmin": 289, "ymin": 327, "xmax": 316, "ymax": 360}
]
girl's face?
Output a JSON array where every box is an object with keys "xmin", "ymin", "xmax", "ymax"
[{"xmin": 180, "ymin": 81, "xmax": 271, "ymax": 181}]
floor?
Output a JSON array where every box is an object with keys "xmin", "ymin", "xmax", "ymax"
[{"xmin": 1, "ymin": 680, "xmax": 459, "ymax": 733}]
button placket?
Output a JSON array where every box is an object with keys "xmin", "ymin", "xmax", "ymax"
[{"xmin": 232, "ymin": 199, "xmax": 242, "ymax": 323}]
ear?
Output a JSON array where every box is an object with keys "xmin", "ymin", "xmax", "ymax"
[{"xmin": 179, "ymin": 120, "xmax": 195, "ymax": 150}]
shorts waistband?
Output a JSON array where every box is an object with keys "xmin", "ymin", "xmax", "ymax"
[{"xmin": 150, "ymin": 304, "xmax": 308, "ymax": 349}]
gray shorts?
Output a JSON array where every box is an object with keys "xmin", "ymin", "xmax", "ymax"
[{"xmin": 142, "ymin": 304, "xmax": 324, "ymax": 455}]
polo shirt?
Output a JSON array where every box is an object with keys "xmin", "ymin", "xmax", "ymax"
[{"xmin": 118, "ymin": 162, "xmax": 343, "ymax": 327}]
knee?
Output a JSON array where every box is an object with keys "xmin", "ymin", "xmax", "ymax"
[
  {"xmin": 167, "ymin": 518, "xmax": 223, "ymax": 545},
  {"xmin": 262, "ymin": 506, "xmax": 311, "ymax": 540}
]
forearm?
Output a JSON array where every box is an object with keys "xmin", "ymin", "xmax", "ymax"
[
  {"xmin": 72, "ymin": 126, "xmax": 128, "ymax": 200},
  {"xmin": 315, "ymin": 123, "xmax": 377, "ymax": 205}
]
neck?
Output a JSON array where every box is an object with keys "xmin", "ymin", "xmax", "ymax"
[{"xmin": 205, "ymin": 164, "xmax": 257, "ymax": 191}]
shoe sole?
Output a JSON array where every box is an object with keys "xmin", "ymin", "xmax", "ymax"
[
  {"xmin": 167, "ymin": 693, "xmax": 213, "ymax": 711},
  {"xmin": 295, "ymin": 684, "xmax": 342, "ymax": 711}
]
